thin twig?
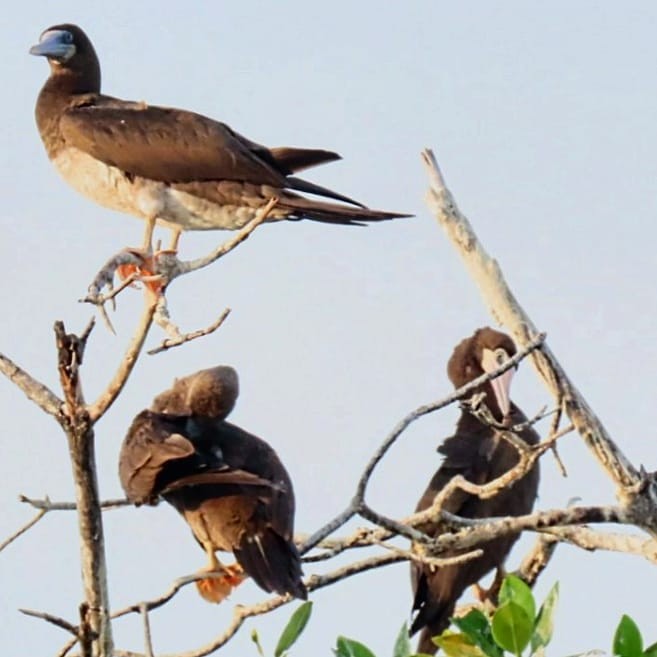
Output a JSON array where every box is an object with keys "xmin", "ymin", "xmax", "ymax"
[
  {"xmin": 174, "ymin": 198, "xmax": 277, "ymax": 277},
  {"xmin": 148, "ymin": 307, "xmax": 231, "ymax": 355},
  {"xmin": 19, "ymin": 495, "xmax": 129, "ymax": 511},
  {"xmin": 0, "ymin": 509, "xmax": 47, "ymax": 552},
  {"xmin": 19, "ymin": 607, "xmax": 79, "ymax": 636},
  {"xmin": 140, "ymin": 605, "xmax": 155, "ymax": 657},
  {"xmin": 55, "ymin": 636, "xmax": 78, "ymax": 657}
]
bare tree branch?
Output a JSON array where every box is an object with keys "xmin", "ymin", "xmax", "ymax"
[
  {"xmin": 19, "ymin": 608, "xmax": 79, "ymax": 637},
  {"xmin": 88, "ymin": 300, "xmax": 157, "ymax": 423},
  {"xmin": 148, "ymin": 304, "xmax": 231, "ymax": 355},
  {"xmin": 516, "ymin": 535, "xmax": 559, "ymax": 586},
  {"xmin": 300, "ymin": 334, "xmax": 545, "ymax": 554},
  {"xmin": 422, "ymin": 148, "xmax": 643, "ymax": 501},
  {"xmin": 55, "ymin": 321, "xmax": 113, "ymax": 657},
  {"xmin": 0, "ymin": 352, "xmax": 62, "ymax": 417},
  {"xmin": 19, "ymin": 495, "xmax": 129, "ymax": 511}
]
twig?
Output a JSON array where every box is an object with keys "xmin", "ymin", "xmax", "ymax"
[
  {"xmin": 19, "ymin": 607, "xmax": 78, "ymax": 636},
  {"xmin": 0, "ymin": 352, "xmax": 62, "ymax": 417},
  {"xmin": 140, "ymin": 605, "xmax": 155, "ymax": 657},
  {"xmin": 19, "ymin": 495, "xmax": 129, "ymax": 511},
  {"xmin": 88, "ymin": 299, "xmax": 157, "ymax": 422},
  {"xmin": 112, "ymin": 573, "xmax": 205, "ymax": 619},
  {"xmin": 173, "ymin": 198, "xmax": 277, "ymax": 277},
  {"xmin": 0, "ymin": 509, "xmax": 47, "ymax": 552},
  {"xmin": 148, "ymin": 307, "xmax": 231, "ymax": 355},
  {"xmin": 55, "ymin": 636, "xmax": 79, "ymax": 657}
]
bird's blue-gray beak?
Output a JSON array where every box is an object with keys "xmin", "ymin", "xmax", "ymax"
[{"xmin": 29, "ymin": 30, "xmax": 75, "ymax": 61}]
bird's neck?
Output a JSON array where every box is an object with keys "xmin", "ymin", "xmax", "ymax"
[{"xmin": 35, "ymin": 72, "xmax": 99, "ymax": 157}]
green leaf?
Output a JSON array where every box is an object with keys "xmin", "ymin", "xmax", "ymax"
[
  {"xmin": 499, "ymin": 574, "xmax": 536, "ymax": 623},
  {"xmin": 275, "ymin": 601, "xmax": 313, "ymax": 657},
  {"xmin": 491, "ymin": 601, "xmax": 533, "ymax": 656},
  {"xmin": 433, "ymin": 631, "xmax": 487, "ymax": 657},
  {"xmin": 644, "ymin": 641, "xmax": 657, "ymax": 657},
  {"xmin": 250, "ymin": 628, "xmax": 265, "ymax": 657},
  {"xmin": 393, "ymin": 623, "xmax": 413, "ymax": 657},
  {"xmin": 531, "ymin": 581, "xmax": 559, "ymax": 653},
  {"xmin": 453, "ymin": 609, "xmax": 502, "ymax": 657},
  {"xmin": 613, "ymin": 615, "xmax": 643, "ymax": 657},
  {"xmin": 334, "ymin": 636, "xmax": 377, "ymax": 657}
]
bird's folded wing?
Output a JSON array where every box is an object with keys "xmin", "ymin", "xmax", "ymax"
[
  {"xmin": 160, "ymin": 468, "xmax": 280, "ymax": 494},
  {"xmin": 59, "ymin": 102, "xmax": 287, "ymax": 185},
  {"xmin": 120, "ymin": 431, "xmax": 196, "ymax": 503}
]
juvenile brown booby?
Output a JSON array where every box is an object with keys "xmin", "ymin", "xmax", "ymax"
[
  {"xmin": 410, "ymin": 328, "xmax": 540, "ymax": 654},
  {"xmin": 119, "ymin": 365, "xmax": 307, "ymax": 602},
  {"xmin": 30, "ymin": 24, "xmax": 408, "ymax": 256}
]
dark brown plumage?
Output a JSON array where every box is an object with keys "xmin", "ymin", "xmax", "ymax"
[
  {"xmin": 410, "ymin": 328, "xmax": 540, "ymax": 654},
  {"xmin": 119, "ymin": 366, "xmax": 307, "ymax": 602},
  {"xmin": 31, "ymin": 24, "xmax": 409, "ymax": 253}
]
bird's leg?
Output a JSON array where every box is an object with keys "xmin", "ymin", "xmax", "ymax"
[
  {"xmin": 167, "ymin": 228, "xmax": 182, "ymax": 253},
  {"xmin": 195, "ymin": 545, "xmax": 245, "ymax": 604},
  {"xmin": 472, "ymin": 566, "xmax": 507, "ymax": 603},
  {"xmin": 142, "ymin": 215, "xmax": 156, "ymax": 252}
]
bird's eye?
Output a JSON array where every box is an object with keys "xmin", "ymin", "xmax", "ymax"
[
  {"xmin": 63, "ymin": 31, "xmax": 74, "ymax": 44},
  {"xmin": 494, "ymin": 348, "xmax": 509, "ymax": 365}
]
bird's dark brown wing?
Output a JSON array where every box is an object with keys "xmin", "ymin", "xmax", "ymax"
[
  {"xmin": 160, "ymin": 468, "xmax": 278, "ymax": 494},
  {"xmin": 59, "ymin": 100, "xmax": 289, "ymax": 185},
  {"xmin": 119, "ymin": 422, "xmax": 195, "ymax": 506}
]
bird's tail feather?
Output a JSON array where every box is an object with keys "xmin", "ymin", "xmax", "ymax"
[
  {"xmin": 280, "ymin": 195, "xmax": 411, "ymax": 225},
  {"xmin": 410, "ymin": 582, "xmax": 454, "ymax": 655},
  {"xmin": 234, "ymin": 530, "xmax": 307, "ymax": 600},
  {"xmin": 270, "ymin": 147, "xmax": 341, "ymax": 174}
]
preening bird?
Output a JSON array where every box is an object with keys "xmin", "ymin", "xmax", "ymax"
[
  {"xmin": 119, "ymin": 366, "xmax": 307, "ymax": 602},
  {"xmin": 410, "ymin": 327, "xmax": 540, "ymax": 654},
  {"xmin": 30, "ymin": 24, "xmax": 409, "ymax": 262}
]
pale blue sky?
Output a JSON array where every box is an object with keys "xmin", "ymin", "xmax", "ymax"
[{"xmin": 1, "ymin": 2, "xmax": 656, "ymax": 655}]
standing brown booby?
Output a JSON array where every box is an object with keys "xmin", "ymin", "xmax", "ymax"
[
  {"xmin": 119, "ymin": 366, "xmax": 307, "ymax": 602},
  {"xmin": 410, "ymin": 328, "xmax": 540, "ymax": 654},
  {"xmin": 30, "ymin": 24, "xmax": 408, "ymax": 259}
]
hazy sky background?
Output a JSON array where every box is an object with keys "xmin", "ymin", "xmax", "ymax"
[{"xmin": 1, "ymin": 2, "xmax": 656, "ymax": 655}]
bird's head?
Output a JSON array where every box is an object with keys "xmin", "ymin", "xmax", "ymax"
[
  {"xmin": 447, "ymin": 327, "xmax": 517, "ymax": 422},
  {"xmin": 152, "ymin": 366, "xmax": 240, "ymax": 420},
  {"xmin": 30, "ymin": 24, "xmax": 100, "ymax": 91}
]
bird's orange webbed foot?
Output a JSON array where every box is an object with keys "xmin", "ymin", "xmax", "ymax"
[
  {"xmin": 115, "ymin": 248, "xmax": 168, "ymax": 296},
  {"xmin": 195, "ymin": 562, "xmax": 245, "ymax": 604}
]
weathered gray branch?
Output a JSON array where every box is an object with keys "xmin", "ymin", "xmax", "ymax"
[
  {"xmin": 0, "ymin": 352, "xmax": 62, "ymax": 416},
  {"xmin": 422, "ymin": 149, "xmax": 657, "ymax": 532},
  {"xmin": 88, "ymin": 301, "xmax": 157, "ymax": 423}
]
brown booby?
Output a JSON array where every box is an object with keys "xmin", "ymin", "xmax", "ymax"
[
  {"xmin": 119, "ymin": 365, "xmax": 307, "ymax": 602},
  {"xmin": 410, "ymin": 327, "xmax": 540, "ymax": 654},
  {"xmin": 30, "ymin": 24, "xmax": 409, "ymax": 259}
]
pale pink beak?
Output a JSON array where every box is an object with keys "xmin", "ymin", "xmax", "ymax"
[{"xmin": 480, "ymin": 349, "xmax": 514, "ymax": 419}]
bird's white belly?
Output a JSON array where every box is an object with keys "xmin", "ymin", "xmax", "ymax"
[{"xmin": 52, "ymin": 148, "xmax": 271, "ymax": 231}]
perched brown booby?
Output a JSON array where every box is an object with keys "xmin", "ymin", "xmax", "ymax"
[
  {"xmin": 410, "ymin": 328, "xmax": 540, "ymax": 654},
  {"xmin": 30, "ymin": 24, "xmax": 409, "ymax": 259},
  {"xmin": 119, "ymin": 365, "xmax": 307, "ymax": 602}
]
